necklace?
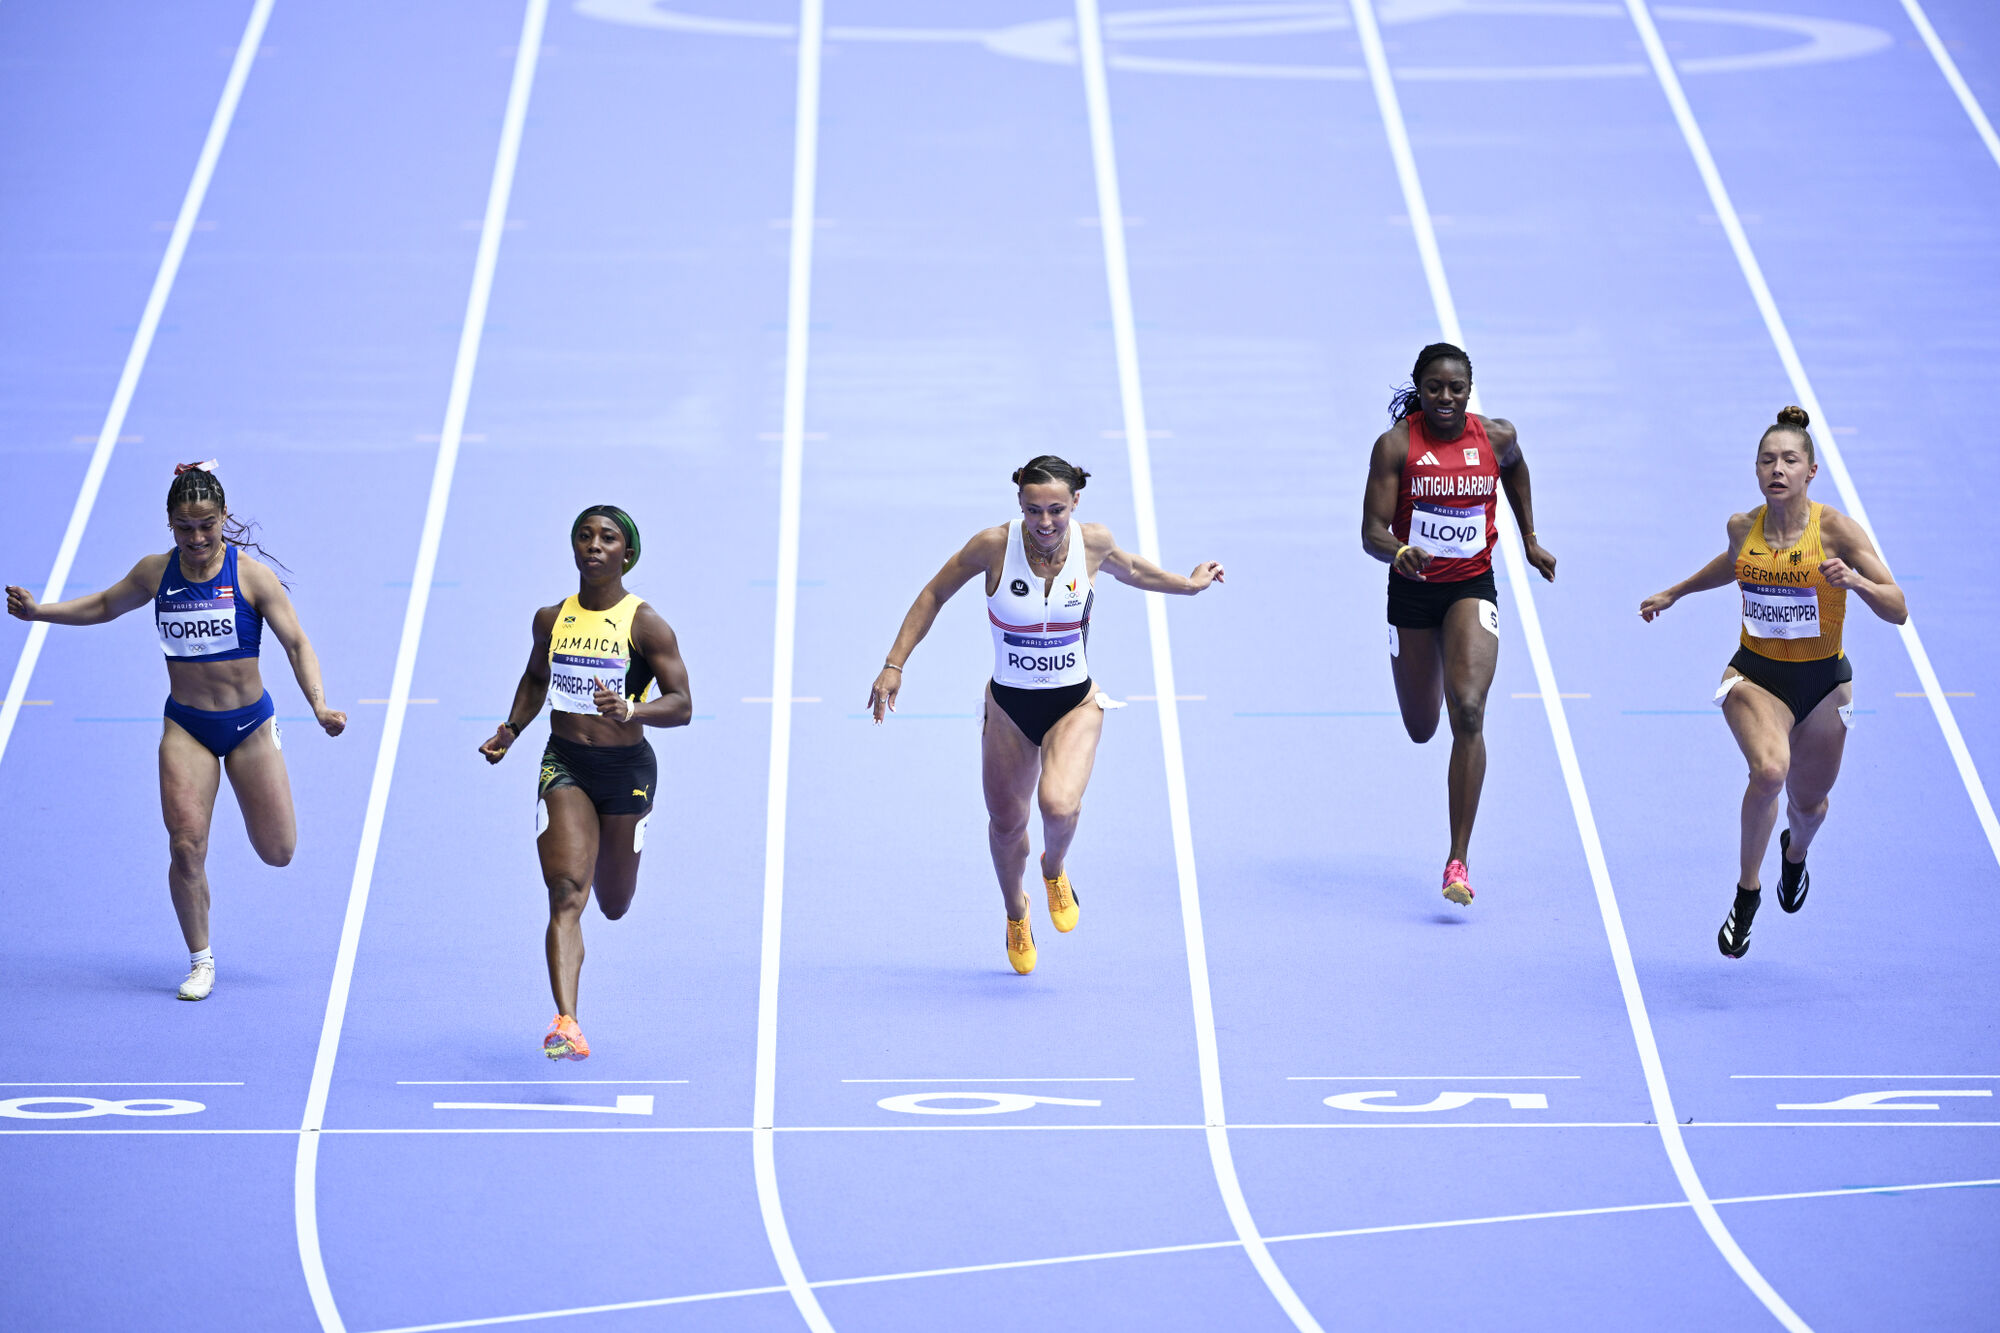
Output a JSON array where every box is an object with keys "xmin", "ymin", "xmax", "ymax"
[{"xmin": 1027, "ymin": 537, "xmax": 1067, "ymax": 568}]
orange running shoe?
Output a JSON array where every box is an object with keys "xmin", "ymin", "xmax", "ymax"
[
  {"xmin": 1043, "ymin": 869, "xmax": 1080, "ymax": 933},
  {"xmin": 542, "ymin": 1014, "xmax": 590, "ymax": 1061},
  {"xmin": 1006, "ymin": 916, "xmax": 1037, "ymax": 975},
  {"xmin": 1442, "ymin": 859, "xmax": 1474, "ymax": 907}
]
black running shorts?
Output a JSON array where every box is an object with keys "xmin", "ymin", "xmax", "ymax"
[{"xmin": 538, "ymin": 733, "xmax": 656, "ymax": 816}]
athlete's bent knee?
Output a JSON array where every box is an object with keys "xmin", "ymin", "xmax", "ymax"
[
  {"xmin": 598, "ymin": 899, "xmax": 630, "ymax": 922},
  {"xmin": 168, "ymin": 831, "xmax": 207, "ymax": 874},
  {"xmin": 1747, "ymin": 761, "xmax": 1787, "ymax": 796},
  {"xmin": 259, "ymin": 840, "xmax": 295, "ymax": 869},
  {"xmin": 545, "ymin": 873, "xmax": 589, "ymax": 914},
  {"xmin": 1037, "ymin": 793, "xmax": 1081, "ymax": 827}
]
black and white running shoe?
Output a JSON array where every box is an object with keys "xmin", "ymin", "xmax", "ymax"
[
  {"xmin": 1777, "ymin": 829, "xmax": 1810, "ymax": 914},
  {"xmin": 1717, "ymin": 886, "xmax": 1761, "ymax": 959}
]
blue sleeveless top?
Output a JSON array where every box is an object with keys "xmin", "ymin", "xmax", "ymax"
[{"xmin": 154, "ymin": 545, "xmax": 262, "ymax": 662}]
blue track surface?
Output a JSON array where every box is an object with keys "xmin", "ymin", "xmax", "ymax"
[{"xmin": 3, "ymin": 3, "xmax": 1997, "ymax": 1329}]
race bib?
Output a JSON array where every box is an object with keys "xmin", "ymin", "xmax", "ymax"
[
  {"xmin": 549, "ymin": 651, "xmax": 625, "ymax": 714},
  {"xmin": 1741, "ymin": 582, "xmax": 1821, "ymax": 640},
  {"xmin": 1410, "ymin": 502, "xmax": 1486, "ymax": 560},
  {"xmin": 157, "ymin": 597, "xmax": 239, "ymax": 657}
]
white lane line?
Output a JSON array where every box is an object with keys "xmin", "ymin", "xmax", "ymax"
[
  {"xmin": 752, "ymin": 1, "xmax": 833, "ymax": 1330},
  {"xmin": 1287, "ymin": 1075, "xmax": 1581, "ymax": 1081},
  {"xmin": 352, "ymin": 1174, "xmax": 2000, "ymax": 1333},
  {"xmin": 1071, "ymin": 4, "xmax": 1322, "ymax": 1330},
  {"xmin": 1622, "ymin": 0, "xmax": 2000, "ymax": 869},
  {"xmin": 290, "ymin": 5, "xmax": 549, "ymax": 1331},
  {"xmin": 0, "ymin": 0, "xmax": 275, "ymax": 772},
  {"xmin": 1732, "ymin": 1074, "xmax": 2000, "ymax": 1080},
  {"xmin": 19, "ymin": 1119, "xmax": 2000, "ymax": 1138},
  {"xmin": 1347, "ymin": 2, "xmax": 1808, "ymax": 1329},
  {"xmin": 0, "ymin": 1081, "xmax": 246, "ymax": 1087},
  {"xmin": 839, "ymin": 1077, "xmax": 1135, "ymax": 1083},
  {"xmin": 1898, "ymin": 0, "xmax": 2000, "ymax": 170},
  {"xmin": 396, "ymin": 1072, "xmax": 688, "ymax": 1080}
]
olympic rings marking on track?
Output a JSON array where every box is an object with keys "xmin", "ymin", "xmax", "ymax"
[
  {"xmin": 574, "ymin": 1, "xmax": 1892, "ymax": 83},
  {"xmin": 876, "ymin": 1091, "xmax": 1104, "ymax": 1115},
  {"xmin": 0, "ymin": 1096, "xmax": 206, "ymax": 1120}
]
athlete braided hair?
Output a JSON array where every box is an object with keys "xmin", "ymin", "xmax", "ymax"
[
  {"xmin": 1386, "ymin": 342, "xmax": 1473, "ymax": 424},
  {"xmin": 166, "ymin": 462, "xmax": 289, "ymax": 578},
  {"xmin": 1761, "ymin": 405, "xmax": 1815, "ymax": 464},
  {"xmin": 1012, "ymin": 455, "xmax": 1091, "ymax": 494},
  {"xmin": 574, "ymin": 504, "xmax": 641, "ymax": 573}
]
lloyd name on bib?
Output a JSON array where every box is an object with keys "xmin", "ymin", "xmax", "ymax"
[
  {"xmin": 1411, "ymin": 501, "xmax": 1485, "ymax": 560},
  {"xmin": 1741, "ymin": 582, "xmax": 1821, "ymax": 639}
]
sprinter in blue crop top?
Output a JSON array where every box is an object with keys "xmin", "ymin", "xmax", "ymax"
[{"xmin": 6, "ymin": 462, "xmax": 345, "ymax": 1002}]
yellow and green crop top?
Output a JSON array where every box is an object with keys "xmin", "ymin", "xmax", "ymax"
[
  {"xmin": 547, "ymin": 592, "xmax": 655, "ymax": 714},
  {"xmin": 1734, "ymin": 503, "xmax": 1845, "ymax": 662}
]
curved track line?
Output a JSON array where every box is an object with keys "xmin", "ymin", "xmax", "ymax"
[
  {"xmin": 1620, "ymin": 0, "xmax": 2000, "ymax": 867},
  {"xmin": 292, "ymin": 4, "xmax": 549, "ymax": 1328},
  {"xmin": 0, "ymin": 0, "xmax": 274, "ymax": 771},
  {"xmin": 749, "ymin": 1, "xmax": 836, "ymax": 1329},
  {"xmin": 1071, "ymin": 2, "xmax": 1327, "ymax": 1328},
  {"xmin": 1348, "ymin": 0, "xmax": 1812, "ymax": 1328},
  {"xmin": 1897, "ymin": 0, "xmax": 2000, "ymax": 172}
]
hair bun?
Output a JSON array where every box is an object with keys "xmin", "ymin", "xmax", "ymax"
[{"xmin": 1776, "ymin": 405, "xmax": 1810, "ymax": 429}]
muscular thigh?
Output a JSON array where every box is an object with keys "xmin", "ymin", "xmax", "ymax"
[
  {"xmin": 1786, "ymin": 681, "xmax": 1852, "ymax": 802},
  {"xmin": 223, "ymin": 721, "xmax": 295, "ymax": 843},
  {"xmin": 1038, "ymin": 691, "xmax": 1105, "ymax": 808},
  {"xmin": 1441, "ymin": 596, "xmax": 1499, "ymax": 706},
  {"xmin": 537, "ymin": 784, "xmax": 600, "ymax": 889},
  {"xmin": 592, "ymin": 811, "xmax": 647, "ymax": 914},
  {"xmin": 982, "ymin": 686, "xmax": 1041, "ymax": 816},
  {"xmin": 1389, "ymin": 624, "xmax": 1444, "ymax": 717},
  {"xmin": 159, "ymin": 721, "xmax": 221, "ymax": 837},
  {"xmin": 1720, "ymin": 671, "xmax": 1794, "ymax": 773}
]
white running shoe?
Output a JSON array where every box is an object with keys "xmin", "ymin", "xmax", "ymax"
[{"xmin": 178, "ymin": 960, "xmax": 215, "ymax": 1001}]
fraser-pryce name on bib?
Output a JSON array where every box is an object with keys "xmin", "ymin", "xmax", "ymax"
[
  {"xmin": 1741, "ymin": 582, "xmax": 1821, "ymax": 640},
  {"xmin": 158, "ymin": 596, "xmax": 239, "ymax": 657},
  {"xmin": 1410, "ymin": 501, "xmax": 1486, "ymax": 560},
  {"xmin": 549, "ymin": 650, "xmax": 626, "ymax": 714}
]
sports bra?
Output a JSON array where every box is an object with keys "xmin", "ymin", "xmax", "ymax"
[{"xmin": 155, "ymin": 545, "xmax": 262, "ymax": 662}]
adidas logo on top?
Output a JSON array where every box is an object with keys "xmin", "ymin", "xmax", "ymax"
[{"xmin": 1414, "ymin": 450, "xmax": 1439, "ymax": 466}]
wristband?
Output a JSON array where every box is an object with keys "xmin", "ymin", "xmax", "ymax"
[
  {"xmin": 883, "ymin": 662, "xmax": 903, "ymax": 672},
  {"xmin": 1393, "ymin": 545, "xmax": 1413, "ymax": 563},
  {"xmin": 498, "ymin": 720, "xmax": 520, "ymax": 737},
  {"xmin": 621, "ymin": 697, "xmax": 637, "ymax": 723}
]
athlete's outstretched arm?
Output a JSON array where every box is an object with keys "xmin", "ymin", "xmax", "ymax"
[
  {"xmin": 1091, "ymin": 524, "xmax": 1224, "ymax": 595},
  {"xmin": 1489, "ymin": 418, "xmax": 1556, "ymax": 581},
  {"xmin": 5, "ymin": 555, "xmax": 163, "ymax": 626},
  {"xmin": 242, "ymin": 557, "xmax": 345, "ymax": 737},
  {"xmin": 1819, "ymin": 510, "xmax": 1907, "ymax": 625},
  {"xmin": 620, "ymin": 605, "xmax": 692, "ymax": 727},
  {"xmin": 1640, "ymin": 514, "xmax": 1752, "ymax": 621},
  {"xmin": 481, "ymin": 604, "xmax": 558, "ymax": 763},
  {"xmin": 868, "ymin": 526, "xmax": 1002, "ymax": 723},
  {"xmin": 1361, "ymin": 427, "xmax": 1430, "ymax": 578}
]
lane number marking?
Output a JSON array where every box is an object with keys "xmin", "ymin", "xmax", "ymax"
[
  {"xmin": 1776, "ymin": 1089, "xmax": 1993, "ymax": 1112},
  {"xmin": 1323, "ymin": 1090, "xmax": 1549, "ymax": 1113},
  {"xmin": 876, "ymin": 1092, "xmax": 1103, "ymax": 1116}
]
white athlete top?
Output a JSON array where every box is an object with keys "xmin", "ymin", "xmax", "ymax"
[{"xmin": 988, "ymin": 520, "xmax": 1092, "ymax": 689}]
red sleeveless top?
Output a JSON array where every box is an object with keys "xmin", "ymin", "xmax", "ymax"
[{"xmin": 1391, "ymin": 413, "xmax": 1500, "ymax": 582}]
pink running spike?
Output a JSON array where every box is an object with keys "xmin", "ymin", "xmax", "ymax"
[{"xmin": 1442, "ymin": 859, "xmax": 1474, "ymax": 907}]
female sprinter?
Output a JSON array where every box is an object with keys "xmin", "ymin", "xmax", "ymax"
[
  {"xmin": 1640, "ymin": 407, "xmax": 1904, "ymax": 958},
  {"xmin": 479, "ymin": 507, "xmax": 691, "ymax": 1059},
  {"xmin": 5, "ymin": 462, "xmax": 345, "ymax": 1000},
  {"xmin": 867, "ymin": 455, "xmax": 1224, "ymax": 974},
  {"xmin": 1361, "ymin": 343, "xmax": 1556, "ymax": 908}
]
